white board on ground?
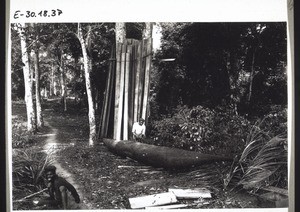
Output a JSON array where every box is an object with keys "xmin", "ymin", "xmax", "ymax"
[
  {"xmin": 145, "ymin": 204, "xmax": 188, "ymax": 210},
  {"xmin": 129, "ymin": 192, "xmax": 178, "ymax": 209},
  {"xmin": 168, "ymin": 188, "xmax": 212, "ymax": 199}
]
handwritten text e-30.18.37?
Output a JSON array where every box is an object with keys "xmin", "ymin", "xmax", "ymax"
[{"xmin": 14, "ymin": 9, "xmax": 63, "ymax": 19}]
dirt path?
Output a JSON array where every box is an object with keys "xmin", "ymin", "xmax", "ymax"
[{"xmin": 43, "ymin": 121, "xmax": 93, "ymax": 209}]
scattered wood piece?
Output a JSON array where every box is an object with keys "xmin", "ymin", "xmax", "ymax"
[
  {"xmin": 145, "ymin": 204, "xmax": 188, "ymax": 210},
  {"xmin": 169, "ymin": 188, "xmax": 212, "ymax": 199},
  {"xmin": 13, "ymin": 188, "xmax": 48, "ymax": 202},
  {"xmin": 129, "ymin": 192, "xmax": 178, "ymax": 209},
  {"xmin": 117, "ymin": 165, "xmax": 152, "ymax": 169}
]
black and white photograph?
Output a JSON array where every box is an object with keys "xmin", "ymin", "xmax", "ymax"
[{"xmin": 7, "ymin": 0, "xmax": 293, "ymax": 211}]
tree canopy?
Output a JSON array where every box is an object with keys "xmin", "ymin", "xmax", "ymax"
[{"xmin": 152, "ymin": 22, "xmax": 286, "ymax": 118}]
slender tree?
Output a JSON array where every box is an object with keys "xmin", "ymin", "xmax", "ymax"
[
  {"xmin": 77, "ymin": 23, "xmax": 96, "ymax": 146},
  {"xmin": 59, "ymin": 53, "xmax": 67, "ymax": 111},
  {"xmin": 16, "ymin": 23, "xmax": 37, "ymax": 133},
  {"xmin": 31, "ymin": 23, "xmax": 44, "ymax": 127},
  {"xmin": 247, "ymin": 24, "xmax": 265, "ymax": 103}
]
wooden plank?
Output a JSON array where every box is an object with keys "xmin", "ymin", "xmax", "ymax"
[
  {"xmin": 141, "ymin": 38, "xmax": 153, "ymax": 120},
  {"xmin": 145, "ymin": 204, "xmax": 188, "ymax": 210},
  {"xmin": 134, "ymin": 41, "xmax": 142, "ymax": 122},
  {"xmin": 105, "ymin": 50, "xmax": 116, "ymax": 137},
  {"xmin": 100, "ymin": 67, "xmax": 111, "ymax": 137},
  {"xmin": 100, "ymin": 46, "xmax": 115, "ymax": 138},
  {"xmin": 131, "ymin": 44, "xmax": 137, "ymax": 135},
  {"xmin": 138, "ymin": 40, "xmax": 146, "ymax": 118},
  {"xmin": 113, "ymin": 43, "xmax": 122, "ymax": 139},
  {"xmin": 123, "ymin": 52, "xmax": 130, "ymax": 140},
  {"xmin": 127, "ymin": 44, "xmax": 134, "ymax": 139},
  {"xmin": 168, "ymin": 188, "xmax": 212, "ymax": 199},
  {"xmin": 117, "ymin": 165, "xmax": 152, "ymax": 169},
  {"xmin": 116, "ymin": 51, "xmax": 126, "ymax": 140},
  {"xmin": 129, "ymin": 192, "xmax": 178, "ymax": 209}
]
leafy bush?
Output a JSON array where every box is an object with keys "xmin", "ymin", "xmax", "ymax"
[
  {"xmin": 12, "ymin": 115, "xmax": 37, "ymax": 148},
  {"xmin": 210, "ymin": 112, "xmax": 250, "ymax": 155},
  {"xmin": 256, "ymin": 105, "xmax": 287, "ymax": 137},
  {"xmin": 149, "ymin": 105, "xmax": 251, "ymax": 155}
]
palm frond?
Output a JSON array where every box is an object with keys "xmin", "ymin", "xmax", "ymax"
[
  {"xmin": 13, "ymin": 148, "xmax": 54, "ymax": 189},
  {"xmin": 238, "ymin": 135, "xmax": 287, "ymax": 189}
]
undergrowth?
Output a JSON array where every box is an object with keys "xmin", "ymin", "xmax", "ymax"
[{"xmin": 148, "ymin": 105, "xmax": 288, "ymax": 192}]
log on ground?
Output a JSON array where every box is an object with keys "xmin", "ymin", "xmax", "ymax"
[{"xmin": 103, "ymin": 139, "xmax": 232, "ymax": 169}]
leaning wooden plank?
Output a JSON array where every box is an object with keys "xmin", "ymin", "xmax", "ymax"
[
  {"xmin": 99, "ymin": 61, "xmax": 111, "ymax": 137},
  {"xmin": 127, "ymin": 44, "xmax": 134, "ymax": 138},
  {"xmin": 103, "ymin": 139, "xmax": 233, "ymax": 169},
  {"xmin": 168, "ymin": 188, "xmax": 212, "ymax": 199},
  {"xmin": 129, "ymin": 192, "xmax": 178, "ymax": 209},
  {"xmin": 145, "ymin": 204, "xmax": 188, "ymax": 210},
  {"xmin": 123, "ymin": 52, "xmax": 131, "ymax": 140},
  {"xmin": 141, "ymin": 38, "xmax": 152, "ymax": 120},
  {"xmin": 138, "ymin": 40, "xmax": 146, "ymax": 118},
  {"xmin": 105, "ymin": 50, "xmax": 116, "ymax": 137},
  {"xmin": 113, "ymin": 43, "xmax": 122, "ymax": 139},
  {"xmin": 133, "ymin": 42, "xmax": 139, "ymax": 122},
  {"xmin": 116, "ymin": 52, "xmax": 126, "ymax": 140},
  {"xmin": 100, "ymin": 46, "xmax": 115, "ymax": 138},
  {"xmin": 134, "ymin": 41, "xmax": 142, "ymax": 122}
]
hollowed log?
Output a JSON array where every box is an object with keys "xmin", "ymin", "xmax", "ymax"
[{"xmin": 103, "ymin": 139, "xmax": 232, "ymax": 169}]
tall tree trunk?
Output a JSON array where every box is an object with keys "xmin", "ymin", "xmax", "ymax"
[
  {"xmin": 78, "ymin": 23, "xmax": 96, "ymax": 146},
  {"xmin": 50, "ymin": 64, "xmax": 54, "ymax": 96},
  {"xmin": 115, "ymin": 23, "xmax": 126, "ymax": 43},
  {"xmin": 17, "ymin": 23, "xmax": 36, "ymax": 133},
  {"xmin": 32, "ymin": 22, "xmax": 44, "ymax": 128},
  {"xmin": 34, "ymin": 46, "xmax": 44, "ymax": 127},
  {"xmin": 59, "ymin": 54, "xmax": 67, "ymax": 111}
]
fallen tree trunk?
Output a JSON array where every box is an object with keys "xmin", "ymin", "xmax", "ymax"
[{"xmin": 103, "ymin": 139, "xmax": 232, "ymax": 169}]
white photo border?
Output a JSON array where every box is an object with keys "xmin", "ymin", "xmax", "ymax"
[{"xmin": 6, "ymin": 0, "xmax": 294, "ymax": 212}]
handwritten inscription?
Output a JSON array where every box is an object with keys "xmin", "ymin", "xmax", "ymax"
[{"xmin": 14, "ymin": 9, "xmax": 63, "ymax": 19}]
